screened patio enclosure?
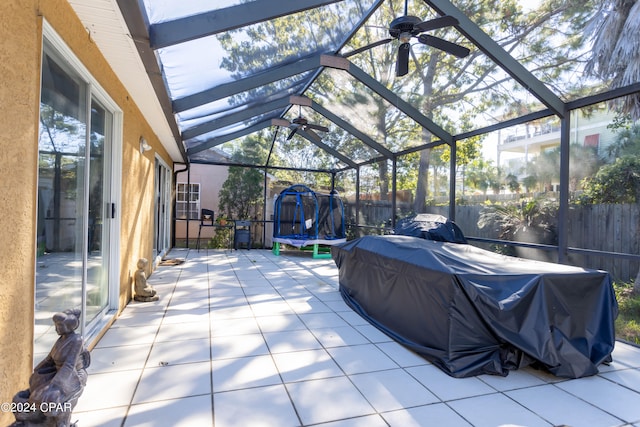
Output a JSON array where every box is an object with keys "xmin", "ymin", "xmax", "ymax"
[{"xmin": 95, "ymin": 0, "xmax": 640, "ymax": 281}]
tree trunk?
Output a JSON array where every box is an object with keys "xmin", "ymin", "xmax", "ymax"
[
  {"xmin": 414, "ymin": 148, "xmax": 431, "ymax": 212},
  {"xmin": 378, "ymin": 160, "xmax": 389, "ymax": 201},
  {"xmin": 414, "ymin": 53, "xmax": 439, "ymax": 213},
  {"xmin": 377, "ymin": 106, "xmax": 390, "ymax": 201}
]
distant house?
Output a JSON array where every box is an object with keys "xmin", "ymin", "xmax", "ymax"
[
  {"xmin": 174, "ymin": 163, "xmax": 229, "ymax": 247},
  {"xmin": 497, "ymin": 107, "xmax": 618, "ymax": 190},
  {"xmin": 174, "ymin": 159, "xmax": 277, "ymax": 248}
]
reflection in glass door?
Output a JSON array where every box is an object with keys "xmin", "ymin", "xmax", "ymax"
[
  {"xmin": 86, "ymin": 100, "xmax": 111, "ymax": 325},
  {"xmin": 35, "ymin": 41, "xmax": 113, "ymax": 357},
  {"xmin": 155, "ymin": 158, "xmax": 171, "ymax": 260}
]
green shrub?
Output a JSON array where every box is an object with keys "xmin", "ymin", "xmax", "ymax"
[{"xmin": 614, "ymin": 281, "xmax": 640, "ymax": 345}]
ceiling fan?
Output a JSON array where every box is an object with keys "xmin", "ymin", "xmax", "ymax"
[
  {"xmin": 342, "ymin": 0, "xmax": 470, "ymax": 76},
  {"xmin": 286, "ymin": 105, "xmax": 329, "ymax": 142}
]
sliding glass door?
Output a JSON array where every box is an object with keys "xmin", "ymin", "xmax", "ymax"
[
  {"xmin": 35, "ymin": 36, "xmax": 117, "ymax": 357},
  {"xmin": 85, "ymin": 100, "xmax": 111, "ymax": 324}
]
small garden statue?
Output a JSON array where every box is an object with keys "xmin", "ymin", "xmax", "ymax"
[
  {"xmin": 133, "ymin": 257, "xmax": 159, "ymax": 302},
  {"xmin": 10, "ymin": 308, "xmax": 90, "ymax": 427}
]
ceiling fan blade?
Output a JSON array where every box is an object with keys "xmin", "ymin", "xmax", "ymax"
[
  {"xmin": 417, "ymin": 34, "xmax": 470, "ymax": 58},
  {"xmin": 304, "ymin": 128, "xmax": 323, "ymax": 142},
  {"xmin": 306, "ymin": 123, "xmax": 329, "ymax": 132},
  {"xmin": 396, "ymin": 42, "xmax": 411, "ymax": 77},
  {"xmin": 414, "ymin": 15, "xmax": 458, "ymax": 33},
  {"xmin": 342, "ymin": 38, "xmax": 393, "ymax": 58},
  {"xmin": 287, "ymin": 127, "xmax": 298, "ymax": 140}
]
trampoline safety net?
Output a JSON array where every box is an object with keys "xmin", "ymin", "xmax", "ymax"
[{"xmin": 273, "ymin": 184, "xmax": 345, "ymax": 241}]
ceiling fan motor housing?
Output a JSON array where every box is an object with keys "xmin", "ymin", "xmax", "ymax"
[{"xmin": 389, "ymin": 15, "xmax": 422, "ymax": 37}]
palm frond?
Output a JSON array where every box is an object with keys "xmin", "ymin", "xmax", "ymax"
[{"xmin": 586, "ymin": 0, "xmax": 640, "ymax": 120}]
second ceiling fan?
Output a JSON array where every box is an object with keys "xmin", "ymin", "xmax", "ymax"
[
  {"xmin": 343, "ymin": 0, "xmax": 470, "ymax": 76},
  {"xmin": 287, "ymin": 105, "xmax": 329, "ymax": 142}
]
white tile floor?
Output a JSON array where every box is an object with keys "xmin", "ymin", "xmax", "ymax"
[{"xmin": 73, "ymin": 248, "xmax": 640, "ymax": 427}]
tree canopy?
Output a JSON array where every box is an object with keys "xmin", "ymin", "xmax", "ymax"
[
  {"xmin": 580, "ymin": 123, "xmax": 640, "ymax": 203},
  {"xmin": 213, "ymin": 0, "xmax": 628, "ymax": 211},
  {"xmin": 218, "ymin": 135, "xmax": 266, "ymax": 219},
  {"xmin": 586, "ymin": 0, "xmax": 640, "ymax": 120},
  {"xmin": 580, "ymin": 156, "xmax": 640, "ymax": 204}
]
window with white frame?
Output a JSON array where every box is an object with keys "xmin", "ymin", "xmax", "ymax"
[{"xmin": 176, "ymin": 183, "xmax": 200, "ymax": 220}]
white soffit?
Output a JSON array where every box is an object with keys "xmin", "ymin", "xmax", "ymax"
[{"xmin": 67, "ymin": 0, "xmax": 183, "ymax": 162}]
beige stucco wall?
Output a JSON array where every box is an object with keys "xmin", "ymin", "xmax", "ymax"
[
  {"xmin": 0, "ymin": 1, "xmax": 42, "ymax": 419},
  {"xmin": 174, "ymin": 164, "xmax": 230, "ymax": 242},
  {"xmin": 0, "ymin": 0, "xmax": 174, "ymax": 419}
]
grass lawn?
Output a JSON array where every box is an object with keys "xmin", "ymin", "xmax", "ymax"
[{"xmin": 614, "ymin": 281, "xmax": 640, "ymax": 345}]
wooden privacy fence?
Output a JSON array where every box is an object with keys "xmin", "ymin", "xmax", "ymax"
[
  {"xmin": 345, "ymin": 202, "xmax": 640, "ymax": 283},
  {"xmin": 566, "ymin": 204, "xmax": 640, "ymax": 283}
]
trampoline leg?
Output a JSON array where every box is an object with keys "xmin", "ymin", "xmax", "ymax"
[
  {"xmin": 272, "ymin": 242, "xmax": 280, "ymax": 256},
  {"xmin": 312, "ymin": 244, "xmax": 332, "ymax": 259}
]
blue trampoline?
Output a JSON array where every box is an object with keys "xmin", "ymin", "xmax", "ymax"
[{"xmin": 272, "ymin": 184, "xmax": 346, "ymax": 258}]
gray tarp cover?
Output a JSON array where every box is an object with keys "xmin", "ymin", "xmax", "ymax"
[
  {"xmin": 332, "ymin": 235, "xmax": 618, "ymax": 378},
  {"xmin": 394, "ymin": 213, "xmax": 468, "ymax": 244}
]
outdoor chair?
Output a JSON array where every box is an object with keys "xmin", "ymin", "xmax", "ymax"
[{"xmin": 196, "ymin": 209, "xmax": 215, "ymax": 251}]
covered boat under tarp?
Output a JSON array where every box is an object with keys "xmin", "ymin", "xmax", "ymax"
[{"xmin": 331, "ymin": 235, "xmax": 618, "ymax": 378}]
